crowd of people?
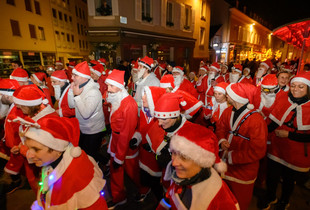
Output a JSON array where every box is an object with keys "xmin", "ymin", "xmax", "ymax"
[{"xmin": 0, "ymin": 55, "xmax": 309, "ymax": 210}]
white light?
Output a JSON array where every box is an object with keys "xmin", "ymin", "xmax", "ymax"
[
  {"xmin": 213, "ymin": 43, "xmax": 219, "ymax": 47},
  {"xmin": 216, "ymin": 50, "xmax": 221, "ymax": 54},
  {"xmin": 120, "ymin": 16, "xmax": 127, "ymax": 24}
]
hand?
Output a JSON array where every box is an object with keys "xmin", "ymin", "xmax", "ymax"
[
  {"xmin": 10, "ymin": 143, "xmax": 21, "ymax": 155},
  {"xmin": 220, "ymin": 140, "xmax": 230, "ymax": 150},
  {"xmin": 275, "ymin": 129, "xmax": 289, "ymax": 138},
  {"xmin": 129, "ymin": 138, "xmax": 138, "ymax": 150},
  {"xmin": 142, "ymin": 143, "xmax": 151, "ymax": 152},
  {"xmin": 112, "ymin": 160, "xmax": 122, "ymax": 169},
  {"xmin": 70, "ymin": 83, "xmax": 83, "ymax": 96}
]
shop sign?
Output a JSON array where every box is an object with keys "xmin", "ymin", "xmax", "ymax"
[
  {"xmin": 28, "ymin": 52, "xmax": 35, "ymax": 56},
  {"xmin": 3, "ymin": 52, "xmax": 12, "ymax": 56}
]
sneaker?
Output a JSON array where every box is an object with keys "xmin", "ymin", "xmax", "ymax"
[
  {"xmin": 257, "ymin": 197, "xmax": 278, "ymax": 210},
  {"xmin": 135, "ymin": 189, "xmax": 151, "ymax": 202},
  {"xmin": 107, "ymin": 199, "xmax": 127, "ymax": 209},
  {"xmin": 274, "ymin": 201, "xmax": 290, "ymax": 210}
]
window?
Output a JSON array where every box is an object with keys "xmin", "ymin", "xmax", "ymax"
[
  {"xmin": 96, "ymin": 0, "xmax": 112, "ymax": 16},
  {"xmin": 7, "ymin": 0, "xmax": 15, "ymax": 6},
  {"xmin": 29, "ymin": 24, "xmax": 37, "ymax": 39},
  {"xmin": 69, "ymin": 16, "xmax": 72, "ymax": 23},
  {"xmin": 184, "ymin": 6, "xmax": 191, "ymax": 30},
  {"xmin": 75, "ymin": 6, "xmax": 78, "ymax": 16},
  {"xmin": 71, "ymin": 34, "xmax": 74, "ymax": 42},
  {"xmin": 38, "ymin": 26, "xmax": 45, "ymax": 40},
  {"xmin": 199, "ymin": 27, "xmax": 205, "ymax": 45},
  {"xmin": 10, "ymin": 19, "xmax": 21, "ymax": 36},
  {"xmin": 77, "ymin": 23, "xmax": 80, "ymax": 34},
  {"xmin": 52, "ymin": 8, "xmax": 57, "ymax": 18},
  {"xmin": 25, "ymin": 0, "xmax": 32, "ymax": 12},
  {"xmin": 79, "ymin": 40, "xmax": 81, "ymax": 48},
  {"xmin": 201, "ymin": 0, "xmax": 207, "ymax": 21},
  {"xmin": 64, "ymin": 14, "xmax": 67, "ymax": 22},
  {"xmin": 166, "ymin": 2, "xmax": 173, "ymax": 27},
  {"xmin": 82, "ymin": 40, "xmax": 85, "ymax": 49},
  {"xmin": 61, "ymin": 32, "xmax": 65, "ymax": 41},
  {"xmin": 34, "ymin": 1, "xmax": 41, "ymax": 15},
  {"xmin": 82, "ymin": 10, "xmax": 85, "ymax": 20},
  {"xmin": 55, "ymin": 31, "xmax": 60, "ymax": 40},
  {"xmin": 80, "ymin": 24, "xmax": 83, "ymax": 35},
  {"xmin": 67, "ymin": 0, "xmax": 70, "ymax": 5},
  {"xmin": 58, "ymin": 11, "xmax": 63, "ymax": 20},
  {"xmin": 142, "ymin": 0, "xmax": 152, "ymax": 22},
  {"xmin": 79, "ymin": 8, "xmax": 82, "ymax": 18},
  {"xmin": 86, "ymin": 41, "xmax": 88, "ymax": 49},
  {"xmin": 66, "ymin": 33, "xmax": 70, "ymax": 42}
]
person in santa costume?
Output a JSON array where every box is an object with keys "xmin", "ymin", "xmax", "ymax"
[
  {"xmin": 50, "ymin": 70, "xmax": 75, "ymax": 118},
  {"xmin": 133, "ymin": 86, "xmax": 167, "ymax": 204},
  {"xmin": 277, "ymin": 68, "xmax": 291, "ymax": 92},
  {"xmin": 154, "ymin": 62, "xmax": 167, "ymax": 80},
  {"xmin": 127, "ymin": 61, "xmax": 139, "ymax": 97},
  {"xmin": 45, "ymin": 66, "xmax": 55, "ymax": 102},
  {"xmin": 157, "ymin": 123, "xmax": 239, "ymax": 210},
  {"xmin": 134, "ymin": 56, "xmax": 160, "ymax": 110},
  {"xmin": 196, "ymin": 65, "xmax": 209, "ymax": 104},
  {"xmin": 71, "ymin": 61, "xmax": 105, "ymax": 162},
  {"xmin": 55, "ymin": 60, "xmax": 65, "ymax": 71},
  {"xmin": 203, "ymin": 62, "xmax": 225, "ymax": 105},
  {"xmin": 105, "ymin": 70, "xmax": 148, "ymax": 209},
  {"xmin": 10, "ymin": 68, "xmax": 29, "ymax": 86},
  {"xmin": 243, "ymin": 67, "xmax": 253, "ymax": 84},
  {"xmin": 221, "ymin": 63, "xmax": 230, "ymax": 82},
  {"xmin": 16, "ymin": 115, "xmax": 108, "ymax": 210},
  {"xmin": 258, "ymin": 72, "xmax": 310, "ymax": 210},
  {"xmin": 229, "ymin": 64, "xmax": 251, "ymax": 84},
  {"xmin": 30, "ymin": 72, "xmax": 53, "ymax": 106},
  {"xmin": 171, "ymin": 66, "xmax": 198, "ymax": 98},
  {"xmin": 65, "ymin": 61, "xmax": 75, "ymax": 82},
  {"xmin": 215, "ymin": 82, "xmax": 268, "ymax": 210},
  {"xmin": 204, "ymin": 82, "xmax": 230, "ymax": 130},
  {"xmin": 253, "ymin": 59, "xmax": 273, "ymax": 86},
  {"xmin": 188, "ymin": 71, "xmax": 197, "ymax": 87}
]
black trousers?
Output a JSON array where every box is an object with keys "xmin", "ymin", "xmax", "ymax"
[
  {"xmin": 140, "ymin": 169, "xmax": 163, "ymax": 202},
  {"xmin": 266, "ymin": 158, "xmax": 305, "ymax": 203},
  {"xmin": 79, "ymin": 131, "xmax": 104, "ymax": 162}
]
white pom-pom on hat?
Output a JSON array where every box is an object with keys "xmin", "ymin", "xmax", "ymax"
[
  {"xmin": 180, "ymin": 101, "xmax": 187, "ymax": 106},
  {"xmin": 70, "ymin": 146, "xmax": 82, "ymax": 158},
  {"xmin": 247, "ymin": 104, "xmax": 254, "ymax": 110}
]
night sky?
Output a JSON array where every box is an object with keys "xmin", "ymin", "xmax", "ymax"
[{"xmin": 225, "ymin": 0, "xmax": 309, "ymax": 30}]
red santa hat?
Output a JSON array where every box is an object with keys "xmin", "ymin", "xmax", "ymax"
[
  {"xmin": 291, "ymin": 72, "xmax": 310, "ymax": 87},
  {"xmin": 90, "ymin": 64, "xmax": 103, "ymax": 77},
  {"xmin": 178, "ymin": 91, "xmax": 203, "ymax": 119},
  {"xmin": 46, "ymin": 66, "xmax": 55, "ymax": 72},
  {"xmin": 142, "ymin": 86, "xmax": 166, "ymax": 117},
  {"xmin": 232, "ymin": 64, "xmax": 243, "ymax": 73},
  {"xmin": 214, "ymin": 82, "xmax": 229, "ymax": 94},
  {"xmin": 10, "ymin": 68, "xmax": 29, "ymax": 82},
  {"xmin": 51, "ymin": 70, "xmax": 68, "ymax": 82},
  {"xmin": 221, "ymin": 63, "xmax": 228, "ymax": 69},
  {"xmin": 13, "ymin": 84, "xmax": 49, "ymax": 106},
  {"xmin": 172, "ymin": 66, "xmax": 184, "ymax": 76},
  {"xmin": 0, "ymin": 79, "xmax": 20, "ymax": 96},
  {"xmin": 244, "ymin": 67, "xmax": 251, "ymax": 73},
  {"xmin": 55, "ymin": 60, "xmax": 63, "ymax": 66},
  {"xmin": 138, "ymin": 56, "xmax": 154, "ymax": 70},
  {"xmin": 31, "ymin": 72, "xmax": 47, "ymax": 84},
  {"xmin": 131, "ymin": 61, "xmax": 139, "ymax": 70},
  {"xmin": 159, "ymin": 63, "xmax": 167, "ymax": 70},
  {"xmin": 261, "ymin": 74, "xmax": 278, "ymax": 89},
  {"xmin": 154, "ymin": 93, "xmax": 186, "ymax": 119},
  {"xmin": 160, "ymin": 74, "xmax": 175, "ymax": 89},
  {"xmin": 72, "ymin": 61, "xmax": 91, "ymax": 79},
  {"xmin": 21, "ymin": 115, "xmax": 81, "ymax": 158},
  {"xmin": 170, "ymin": 122, "xmax": 227, "ymax": 173},
  {"xmin": 210, "ymin": 62, "xmax": 221, "ymax": 72},
  {"xmin": 98, "ymin": 58, "xmax": 107, "ymax": 66},
  {"xmin": 260, "ymin": 59, "xmax": 273, "ymax": 69},
  {"xmin": 281, "ymin": 64, "xmax": 293, "ymax": 72},
  {"xmin": 199, "ymin": 65, "xmax": 209, "ymax": 72},
  {"xmin": 226, "ymin": 83, "xmax": 257, "ymax": 110},
  {"xmin": 105, "ymin": 69, "xmax": 125, "ymax": 89},
  {"xmin": 68, "ymin": 61, "xmax": 76, "ymax": 69}
]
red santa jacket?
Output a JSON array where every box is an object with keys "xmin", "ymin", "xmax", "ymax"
[
  {"xmin": 216, "ymin": 106, "xmax": 267, "ymax": 184},
  {"xmin": 222, "ymin": 73, "xmax": 230, "ymax": 83},
  {"xmin": 196, "ymin": 74, "xmax": 208, "ymax": 104},
  {"xmin": 154, "ymin": 66, "xmax": 162, "ymax": 80},
  {"xmin": 268, "ymin": 95, "xmax": 310, "ymax": 172},
  {"xmin": 46, "ymin": 76, "xmax": 54, "ymax": 97},
  {"xmin": 57, "ymin": 85, "xmax": 75, "ymax": 118},
  {"xmin": 206, "ymin": 75, "xmax": 225, "ymax": 99},
  {"xmin": 41, "ymin": 86, "xmax": 53, "ymax": 107},
  {"xmin": 108, "ymin": 95, "xmax": 138, "ymax": 164},
  {"xmin": 138, "ymin": 110, "xmax": 162, "ymax": 177},
  {"xmin": 174, "ymin": 78, "xmax": 198, "ymax": 98},
  {"xmin": 237, "ymin": 76, "xmax": 252, "ymax": 84},
  {"xmin": 159, "ymin": 168, "xmax": 239, "ymax": 210},
  {"xmin": 34, "ymin": 147, "xmax": 107, "ymax": 209}
]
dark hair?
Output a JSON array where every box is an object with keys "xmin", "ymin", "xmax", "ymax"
[
  {"xmin": 28, "ymin": 105, "xmax": 41, "ymax": 117},
  {"xmin": 12, "ymin": 60, "xmax": 23, "ymax": 67}
]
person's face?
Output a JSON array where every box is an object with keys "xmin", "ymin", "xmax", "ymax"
[
  {"xmin": 15, "ymin": 104, "xmax": 31, "ymax": 115},
  {"xmin": 231, "ymin": 69, "xmax": 241, "ymax": 76},
  {"xmin": 51, "ymin": 78, "xmax": 65, "ymax": 87},
  {"xmin": 209, "ymin": 69, "xmax": 217, "ymax": 75},
  {"xmin": 258, "ymin": 64, "xmax": 268, "ymax": 73},
  {"xmin": 214, "ymin": 91, "xmax": 226, "ymax": 103},
  {"xmin": 172, "ymin": 72, "xmax": 181, "ymax": 77},
  {"xmin": 90, "ymin": 72, "xmax": 100, "ymax": 81},
  {"xmin": 107, "ymin": 84, "xmax": 121, "ymax": 93},
  {"xmin": 277, "ymin": 73, "xmax": 290, "ymax": 88},
  {"xmin": 167, "ymin": 65, "xmax": 173, "ymax": 72},
  {"xmin": 243, "ymin": 70, "xmax": 250, "ymax": 76},
  {"xmin": 226, "ymin": 94, "xmax": 235, "ymax": 105},
  {"xmin": 25, "ymin": 138, "xmax": 62, "ymax": 167},
  {"xmin": 55, "ymin": 64, "xmax": 63, "ymax": 70},
  {"xmin": 71, "ymin": 74, "xmax": 87, "ymax": 85},
  {"xmin": 30, "ymin": 76, "xmax": 40, "ymax": 86},
  {"xmin": 158, "ymin": 118, "xmax": 177, "ymax": 130},
  {"xmin": 171, "ymin": 151, "xmax": 202, "ymax": 179},
  {"xmin": 199, "ymin": 69, "xmax": 207, "ymax": 76},
  {"xmin": 142, "ymin": 94, "xmax": 148, "ymax": 108},
  {"xmin": 131, "ymin": 69, "xmax": 138, "ymax": 76},
  {"xmin": 189, "ymin": 73, "xmax": 195, "ymax": 80},
  {"xmin": 11, "ymin": 63, "xmax": 20, "ymax": 70},
  {"xmin": 18, "ymin": 81, "xmax": 29, "ymax": 86},
  {"xmin": 46, "ymin": 70, "xmax": 54, "ymax": 76},
  {"xmin": 221, "ymin": 66, "xmax": 228, "ymax": 74},
  {"xmin": 290, "ymin": 82, "xmax": 308, "ymax": 98},
  {"xmin": 1, "ymin": 94, "xmax": 13, "ymax": 105}
]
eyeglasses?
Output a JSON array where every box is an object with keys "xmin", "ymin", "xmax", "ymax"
[{"xmin": 261, "ymin": 87, "xmax": 277, "ymax": 93}]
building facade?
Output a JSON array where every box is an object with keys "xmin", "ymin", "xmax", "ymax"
[{"xmin": 87, "ymin": 0, "xmax": 211, "ymax": 72}]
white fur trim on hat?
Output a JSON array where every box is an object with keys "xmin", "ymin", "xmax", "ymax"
[
  {"xmin": 184, "ymin": 101, "xmax": 203, "ymax": 116},
  {"xmin": 247, "ymin": 104, "xmax": 254, "ymax": 110},
  {"xmin": 232, "ymin": 67, "xmax": 242, "ymax": 74},
  {"xmin": 260, "ymin": 62, "xmax": 270, "ymax": 69},
  {"xmin": 261, "ymin": 84, "xmax": 278, "ymax": 89},
  {"xmin": 210, "ymin": 65, "xmax": 220, "ymax": 72},
  {"xmin": 90, "ymin": 67, "xmax": 102, "ymax": 77},
  {"xmin": 32, "ymin": 74, "xmax": 42, "ymax": 84},
  {"xmin": 50, "ymin": 76, "xmax": 68, "ymax": 83},
  {"xmin": 154, "ymin": 110, "xmax": 180, "ymax": 119},
  {"xmin": 291, "ymin": 77, "xmax": 310, "ymax": 86},
  {"xmin": 160, "ymin": 83, "xmax": 172, "ymax": 88},
  {"xmin": 72, "ymin": 68, "xmax": 91, "ymax": 79},
  {"xmin": 0, "ymin": 90, "xmax": 14, "ymax": 96},
  {"xmin": 170, "ymin": 134, "xmax": 216, "ymax": 168},
  {"xmin": 172, "ymin": 67, "xmax": 184, "ymax": 75},
  {"xmin": 25, "ymin": 127, "xmax": 69, "ymax": 152},
  {"xmin": 13, "ymin": 97, "xmax": 42, "ymax": 106},
  {"xmin": 10, "ymin": 76, "xmax": 29, "ymax": 82},
  {"xmin": 226, "ymin": 84, "xmax": 249, "ymax": 104},
  {"xmin": 105, "ymin": 78, "xmax": 124, "ymax": 89},
  {"xmin": 214, "ymin": 86, "xmax": 226, "ymax": 94},
  {"xmin": 199, "ymin": 67, "xmax": 208, "ymax": 72},
  {"xmin": 214, "ymin": 160, "xmax": 227, "ymax": 173},
  {"xmin": 70, "ymin": 146, "xmax": 82, "ymax": 157}
]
